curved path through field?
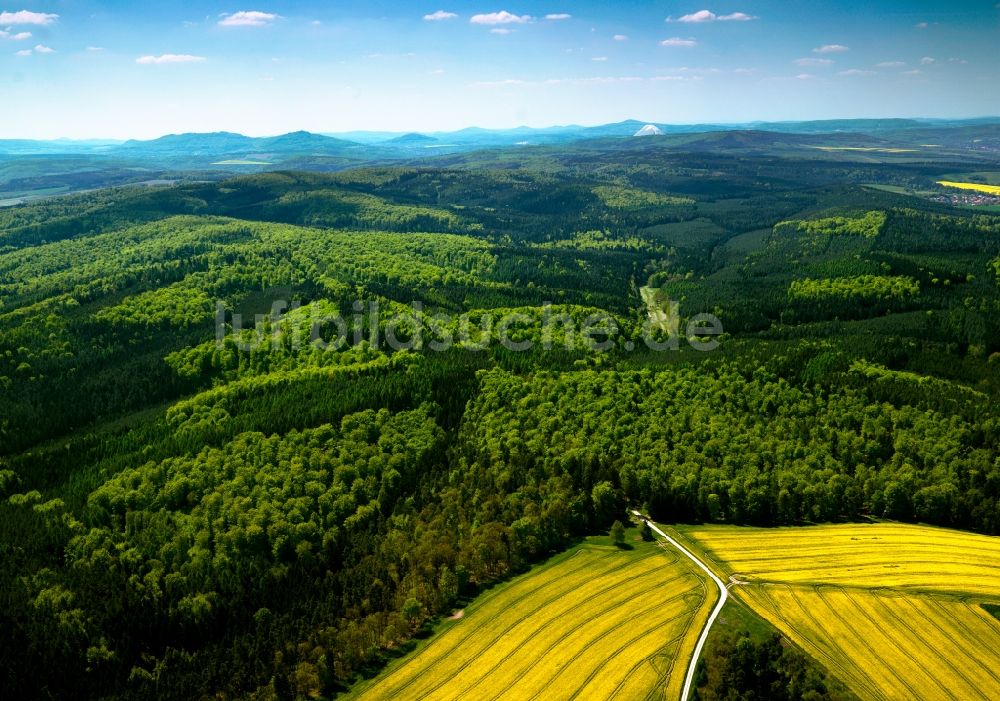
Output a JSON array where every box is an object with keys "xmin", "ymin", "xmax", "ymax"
[{"xmin": 632, "ymin": 511, "xmax": 728, "ymax": 701}]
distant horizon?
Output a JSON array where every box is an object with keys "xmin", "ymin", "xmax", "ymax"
[{"xmin": 4, "ymin": 114, "xmax": 1000, "ymax": 143}]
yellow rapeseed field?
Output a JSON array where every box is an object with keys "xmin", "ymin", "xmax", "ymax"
[
  {"xmin": 346, "ymin": 539, "xmax": 714, "ymax": 701},
  {"xmin": 678, "ymin": 523, "xmax": 1000, "ymax": 701},
  {"xmin": 680, "ymin": 522, "xmax": 1000, "ymax": 595},
  {"xmin": 937, "ymin": 180, "xmax": 1000, "ymax": 195}
]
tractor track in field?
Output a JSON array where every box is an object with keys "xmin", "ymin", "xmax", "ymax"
[
  {"xmin": 389, "ymin": 549, "xmax": 663, "ymax": 700},
  {"xmin": 897, "ymin": 596, "xmax": 1000, "ymax": 689},
  {"xmin": 479, "ymin": 570, "xmax": 692, "ymax": 701}
]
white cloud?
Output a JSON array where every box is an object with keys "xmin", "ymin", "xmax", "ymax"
[
  {"xmin": 592, "ymin": 56, "xmax": 607, "ymax": 61},
  {"xmin": 11, "ymin": 42, "xmax": 56, "ymax": 55},
  {"xmin": 311, "ymin": 20, "xmax": 321, "ymax": 26},
  {"xmin": 814, "ymin": 44, "xmax": 848, "ymax": 53},
  {"xmin": 546, "ymin": 13, "xmax": 571, "ymax": 20},
  {"xmin": 613, "ymin": 34, "xmax": 628, "ymax": 41},
  {"xmin": 839, "ymin": 68, "xmax": 875, "ymax": 76},
  {"xmin": 0, "ymin": 10, "xmax": 58, "ymax": 25},
  {"xmin": 674, "ymin": 10, "xmax": 716, "ymax": 22},
  {"xmin": 424, "ymin": 10, "xmax": 458, "ymax": 21},
  {"xmin": 0, "ymin": 29, "xmax": 32, "ymax": 40},
  {"xmin": 915, "ymin": 22, "xmax": 928, "ymax": 29},
  {"xmin": 470, "ymin": 11, "xmax": 532, "ymax": 25},
  {"xmin": 490, "ymin": 28, "xmax": 514, "ymax": 35},
  {"xmin": 671, "ymin": 10, "xmax": 756, "ymax": 23},
  {"xmin": 920, "ymin": 56, "xmax": 935, "ymax": 65},
  {"xmin": 903, "ymin": 69, "xmax": 922, "ymax": 75},
  {"xmin": 796, "ymin": 73, "xmax": 814, "ymax": 80},
  {"xmin": 795, "ymin": 57, "xmax": 833, "ymax": 66},
  {"xmin": 948, "ymin": 57, "xmax": 968, "ymax": 64},
  {"xmin": 136, "ymin": 54, "xmax": 206, "ymax": 64},
  {"xmin": 660, "ymin": 37, "xmax": 697, "ymax": 47},
  {"xmin": 876, "ymin": 60, "xmax": 905, "ymax": 68},
  {"xmin": 218, "ymin": 11, "xmax": 280, "ymax": 27},
  {"xmin": 86, "ymin": 46, "xmax": 104, "ymax": 52}
]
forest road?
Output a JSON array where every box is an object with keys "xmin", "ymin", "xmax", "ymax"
[{"xmin": 631, "ymin": 511, "xmax": 728, "ymax": 701}]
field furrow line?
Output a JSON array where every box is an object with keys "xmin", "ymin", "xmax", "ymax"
[
  {"xmin": 812, "ymin": 585, "xmax": 923, "ymax": 701},
  {"xmin": 872, "ymin": 594, "xmax": 990, "ymax": 701},
  {"xmin": 474, "ymin": 571, "xmax": 695, "ymax": 701},
  {"xmin": 516, "ymin": 584, "xmax": 700, "ymax": 701},
  {"xmin": 608, "ymin": 612, "xmax": 703, "ymax": 701},
  {"xmin": 406, "ymin": 553, "xmax": 672, "ymax": 700},
  {"xmin": 362, "ymin": 550, "xmax": 630, "ymax": 698},
  {"xmin": 923, "ymin": 597, "xmax": 1000, "ymax": 667},
  {"xmin": 778, "ymin": 584, "xmax": 884, "ymax": 701},
  {"xmin": 859, "ymin": 591, "xmax": 965, "ymax": 701},
  {"xmin": 897, "ymin": 596, "xmax": 1000, "ymax": 689}
]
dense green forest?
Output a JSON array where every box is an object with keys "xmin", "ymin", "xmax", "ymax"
[
  {"xmin": 694, "ymin": 630, "xmax": 858, "ymax": 701},
  {"xmin": 2, "ymin": 141, "xmax": 999, "ymax": 698}
]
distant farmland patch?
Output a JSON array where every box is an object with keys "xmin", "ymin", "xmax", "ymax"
[
  {"xmin": 347, "ymin": 537, "xmax": 714, "ymax": 701},
  {"xmin": 937, "ymin": 180, "xmax": 1000, "ymax": 196},
  {"xmin": 939, "ymin": 171, "xmax": 1000, "ymax": 185}
]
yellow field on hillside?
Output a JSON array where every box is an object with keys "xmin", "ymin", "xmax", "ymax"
[
  {"xmin": 680, "ymin": 522, "xmax": 1000, "ymax": 595},
  {"xmin": 937, "ymin": 180, "xmax": 1000, "ymax": 195},
  {"xmin": 677, "ymin": 523, "xmax": 1000, "ymax": 701},
  {"xmin": 347, "ymin": 540, "xmax": 714, "ymax": 701},
  {"xmin": 739, "ymin": 583, "xmax": 1000, "ymax": 701}
]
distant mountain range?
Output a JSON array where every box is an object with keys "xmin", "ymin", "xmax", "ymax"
[
  {"xmin": 2, "ymin": 117, "xmax": 1000, "ymax": 205},
  {"xmin": 4, "ymin": 116, "xmax": 1000, "ymax": 158}
]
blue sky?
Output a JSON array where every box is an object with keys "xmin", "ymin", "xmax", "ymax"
[{"xmin": 2, "ymin": 1, "xmax": 999, "ymax": 138}]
